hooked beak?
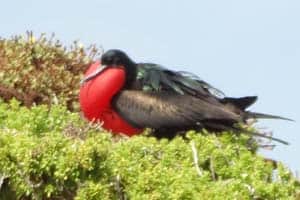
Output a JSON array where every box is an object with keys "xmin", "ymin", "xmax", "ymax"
[{"xmin": 80, "ymin": 64, "xmax": 108, "ymax": 85}]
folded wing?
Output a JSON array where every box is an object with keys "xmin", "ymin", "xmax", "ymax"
[{"xmin": 112, "ymin": 90, "xmax": 242, "ymax": 129}]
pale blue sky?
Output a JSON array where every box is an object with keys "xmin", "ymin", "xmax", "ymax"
[{"xmin": 1, "ymin": 0, "xmax": 299, "ymax": 172}]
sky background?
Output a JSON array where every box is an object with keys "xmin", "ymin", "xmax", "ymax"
[{"xmin": 1, "ymin": 0, "xmax": 299, "ymax": 172}]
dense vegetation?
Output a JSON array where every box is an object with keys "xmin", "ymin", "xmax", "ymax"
[
  {"xmin": 0, "ymin": 31, "xmax": 99, "ymax": 110},
  {"xmin": 0, "ymin": 33, "xmax": 299, "ymax": 199}
]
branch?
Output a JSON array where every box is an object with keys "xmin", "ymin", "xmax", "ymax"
[{"xmin": 191, "ymin": 141, "xmax": 203, "ymax": 177}]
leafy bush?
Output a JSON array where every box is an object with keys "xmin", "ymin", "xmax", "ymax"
[
  {"xmin": 0, "ymin": 99, "xmax": 299, "ymax": 199},
  {"xmin": 0, "ymin": 33, "xmax": 299, "ymax": 199},
  {"xmin": 0, "ymin": 32, "xmax": 101, "ymax": 111}
]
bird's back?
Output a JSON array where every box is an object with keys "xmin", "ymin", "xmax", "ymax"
[{"xmin": 133, "ymin": 63, "xmax": 225, "ymax": 99}]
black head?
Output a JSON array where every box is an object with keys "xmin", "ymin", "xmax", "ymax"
[
  {"xmin": 101, "ymin": 49, "xmax": 135, "ymax": 67},
  {"xmin": 81, "ymin": 49, "xmax": 137, "ymax": 87},
  {"xmin": 101, "ymin": 49, "xmax": 137, "ymax": 87},
  {"xmin": 81, "ymin": 49, "xmax": 137, "ymax": 86}
]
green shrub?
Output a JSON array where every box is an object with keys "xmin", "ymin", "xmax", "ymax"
[
  {"xmin": 0, "ymin": 33, "xmax": 299, "ymax": 199},
  {"xmin": 0, "ymin": 100, "xmax": 299, "ymax": 199},
  {"xmin": 0, "ymin": 32, "xmax": 101, "ymax": 111}
]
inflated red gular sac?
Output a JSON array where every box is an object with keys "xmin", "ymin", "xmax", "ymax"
[
  {"xmin": 79, "ymin": 61, "xmax": 142, "ymax": 136},
  {"xmin": 79, "ymin": 49, "xmax": 292, "ymax": 144}
]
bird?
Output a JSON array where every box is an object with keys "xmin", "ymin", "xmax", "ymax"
[{"xmin": 79, "ymin": 49, "xmax": 291, "ymax": 144}]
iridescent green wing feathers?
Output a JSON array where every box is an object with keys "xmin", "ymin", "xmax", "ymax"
[{"xmin": 136, "ymin": 63, "xmax": 225, "ymax": 98}]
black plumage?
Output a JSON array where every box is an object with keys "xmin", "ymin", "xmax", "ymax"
[{"xmin": 84, "ymin": 49, "xmax": 291, "ymax": 144}]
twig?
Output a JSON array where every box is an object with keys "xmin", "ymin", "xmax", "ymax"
[
  {"xmin": 259, "ymin": 144, "xmax": 276, "ymax": 150},
  {"xmin": 191, "ymin": 141, "xmax": 203, "ymax": 177},
  {"xmin": 0, "ymin": 174, "xmax": 8, "ymax": 190},
  {"xmin": 209, "ymin": 156, "xmax": 216, "ymax": 181},
  {"xmin": 115, "ymin": 174, "xmax": 126, "ymax": 200}
]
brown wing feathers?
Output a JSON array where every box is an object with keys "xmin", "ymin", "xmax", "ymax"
[{"xmin": 112, "ymin": 90, "xmax": 242, "ymax": 129}]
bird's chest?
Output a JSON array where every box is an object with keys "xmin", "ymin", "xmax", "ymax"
[{"xmin": 79, "ymin": 62, "xmax": 142, "ymax": 135}]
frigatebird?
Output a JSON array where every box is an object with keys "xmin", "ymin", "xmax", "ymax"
[{"xmin": 79, "ymin": 49, "xmax": 291, "ymax": 144}]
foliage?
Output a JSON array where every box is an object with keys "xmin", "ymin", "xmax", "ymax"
[
  {"xmin": 0, "ymin": 32, "xmax": 101, "ymax": 111},
  {"xmin": 0, "ymin": 33, "xmax": 299, "ymax": 199},
  {"xmin": 0, "ymin": 99, "xmax": 299, "ymax": 200}
]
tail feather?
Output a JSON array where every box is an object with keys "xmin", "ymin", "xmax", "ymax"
[
  {"xmin": 204, "ymin": 122, "xmax": 289, "ymax": 145},
  {"xmin": 222, "ymin": 96, "xmax": 258, "ymax": 110},
  {"xmin": 246, "ymin": 111, "xmax": 294, "ymax": 122},
  {"xmin": 240, "ymin": 128, "xmax": 289, "ymax": 145}
]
